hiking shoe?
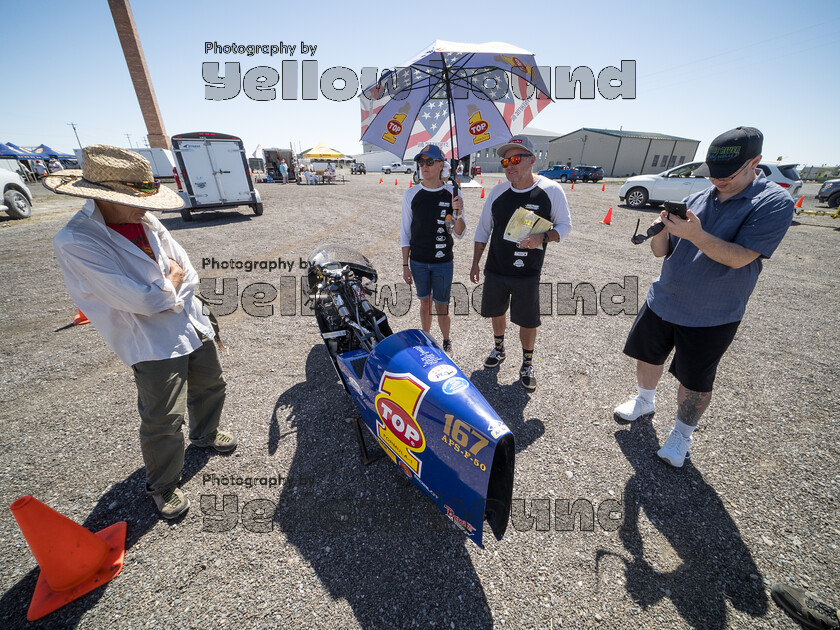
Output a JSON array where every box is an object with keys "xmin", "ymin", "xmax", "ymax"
[
  {"xmin": 614, "ymin": 396, "xmax": 655, "ymax": 422},
  {"xmin": 442, "ymin": 339, "xmax": 452, "ymax": 356},
  {"xmin": 771, "ymin": 583, "xmax": 840, "ymax": 630},
  {"xmin": 657, "ymin": 429, "xmax": 692, "ymax": 468},
  {"xmin": 519, "ymin": 364, "xmax": 536, "ymax": 392},
  {"xmin": 484, "ymin": 348, "xmax": 506, "ymax": 368},
  {"xmin": 153, "ymin": 488, "xmax": 190, "ymax": 519}
]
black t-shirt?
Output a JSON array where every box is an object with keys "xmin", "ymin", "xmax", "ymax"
[{"xmin": 402, "ymin": 185, "xmax": 455, "ymax": 263}]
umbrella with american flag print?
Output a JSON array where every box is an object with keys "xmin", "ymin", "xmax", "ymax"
[{"xmin": 360, "ymin": 40, "xmax": 552, "ymax": 164}]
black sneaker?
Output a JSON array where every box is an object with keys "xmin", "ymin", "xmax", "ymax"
[
  {"xmin": 519, "ymin": 364, "xmax": 536, "ymax": 392},
  {"xmin": 484, "ymin": 348, "xmax": 505, "ymax": 368},
  {"xmin": 153, "ymin": 488, "xmax": 190, "ymax": 519},
  {"xmin": 771, "ymin": 583, "xmax": 840, "ymax": 630},
  {"xmin": 442, "ymin": 339, "xmax": 452, "ymax": 356}
]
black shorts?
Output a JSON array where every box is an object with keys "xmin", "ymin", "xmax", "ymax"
[
  {"xmin": 623, "ymin": 302, "xmax": 740, "ymax": 392},
  {"xmin": 480, "ymin": 271, "xmax": 541, "ymax": 328}
]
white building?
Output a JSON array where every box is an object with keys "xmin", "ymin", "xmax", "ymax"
[{"xmin": 548, "ymin": 128, "xmax": 701, "ymax": 177}]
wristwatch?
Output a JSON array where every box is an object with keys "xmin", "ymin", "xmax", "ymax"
[{"xmin": 543, "ymin": 232, "xmax": 549, "ymax": 245}]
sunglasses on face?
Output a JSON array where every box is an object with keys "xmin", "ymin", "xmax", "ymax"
[
  {"xmin": 102, "ymin": 180, "xmax": 161, "ymax": 195},
  {"xmin": 417, "ymin": 158, "xmax": 442, "ymax": 167},
  {"xmin": 500, "ymin": 154, "xmax": 531, "ymax": 168},
  {"xmin": 709, "ymin": 160, "xmax": 751, "ymax": 183}
]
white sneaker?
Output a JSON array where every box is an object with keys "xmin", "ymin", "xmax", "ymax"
[
  {"xmin": 613, "ymin": 396, "xmax": 655, "ymax": 421},
  {"xmin": 657, "ymin": 429, "xmax": 692, "ymax": 468}
]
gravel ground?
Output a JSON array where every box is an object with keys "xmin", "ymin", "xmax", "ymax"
[{"xmin": 0, "ymin": 173, "xmax": 837, "ymax": 629}]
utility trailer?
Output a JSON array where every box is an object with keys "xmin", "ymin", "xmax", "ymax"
[{"xmin": 170, "ymin": 132, "xmax": 263, "ymax": 221}]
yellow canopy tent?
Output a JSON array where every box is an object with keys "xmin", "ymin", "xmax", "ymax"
[{"xmin": 301, "ymin": 142, "xmax": 344, "ymax": 160}]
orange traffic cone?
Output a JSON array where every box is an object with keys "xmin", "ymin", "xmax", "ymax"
[
  {"xmin": 571, "ymin": 182, "xmax": 574, "ymax": 190},
  {"xmin": 498, "ymin": 179, "xmax": 501, "ymax": 184},
  {"xmin": 600, "ymin": 208, "xmax": 613, "ymax": 225},
  {"xmin": 10, "ymin": 495, "xmax": 126, "ymax": 621},
  {"xmin": 601, "ymin": 182, "xmax": 606, "ymax": 191},
  {"xmin": 480, "ymin": 178, "xmax": 483, "ymax": 185},
  {"xmin": 379, "ymin": 177, "xmax": 383, "ymax": 184},
  {"xmin": 480, "ymin": 188, "xmax": 485, "ymax": 198},
  {"xmin": 795, "ymin": 195, "xmax": 804, "ymax": 208},
  {"xmin": 395, "ymin": 178, "xmax": 398, "ymax": 186},
  {"xmin": 73, "ymin": 309, "xmax": 89, "ymax": 326},
  {"xmin": 409, "ymin": 180, "xmax": 413, "ymax": 188}
]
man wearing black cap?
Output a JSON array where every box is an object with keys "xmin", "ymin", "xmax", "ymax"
[
  {"xmin": 470, "ymin": 135, "xmax": 572, "ymax": 392},
  {"xmin": 613, "ymin": 127, "xmax": 794, "ymax": 467}
]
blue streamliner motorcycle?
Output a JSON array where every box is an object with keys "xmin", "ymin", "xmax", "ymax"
[{"xmin": 302, "ymin": 244, "xmax": 515, "ymax": 547}]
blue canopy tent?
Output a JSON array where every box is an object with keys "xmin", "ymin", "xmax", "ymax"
[
  {"xmin": 0, "ymin": 143, "xmax": 37, "ymax": 182},
  {"xmin": 4, "ymin": 142, "xmax": 43, "ymax": 160},
  {"xmin": 33, "ymin": 144, "xmax": 74, "ymax": 158}
]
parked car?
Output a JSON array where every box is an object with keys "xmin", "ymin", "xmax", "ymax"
[
  {"xmin": 471, "ymin": 164, "xmax": 481, "ymax": 177},
  {"xmin": 574, "ymin": 165, "xmax": 604, "ymax": 182},
  {"xmin": 815, "ymin": 179, "xmax": 840, "ymax": 208},
  {"xmin": 619, "ymin": 161, "xmax": 803, "ymax": 209},
  {"xmin": 381, "ymin": 162, "xmax": 412, "ymax": 174},
  {"xmin": 538, "ymin": 164, "xmax": 578, "ymax": 182},
  {"xmin": 351, "ymin": 162, "xmax": 366, "ymax": 175},
  {"xmin": 0, "ymin": 170, "xmax": 33, "ymax": 219}
]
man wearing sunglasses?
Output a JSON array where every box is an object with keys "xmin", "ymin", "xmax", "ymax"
[
  {"xmin": 470, "ymin": 135, "xmax": 572, "ymax": 392},
  {"xmin": 48, "ymin": 145, "xmax": 237, "ymax": 519},
  {"xmin": 614, "ymin": 127, "xmax": 795, "ymax": 468}
]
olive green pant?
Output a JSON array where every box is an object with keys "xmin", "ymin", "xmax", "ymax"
[{"xmin": 132, "ymin": 338, "xmax": 226, "ymax": 496}]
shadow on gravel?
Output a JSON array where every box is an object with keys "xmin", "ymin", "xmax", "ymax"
[
  {"xmin": 597, "ymin": 420, "xmax": 768, "ymax": 629},
  {"xmin": 158, "ymin": 210, "xmax": 254, "ymax": 231},
  {"xmin": 468, "ymin": 368, "xmax": 544, "ymax": 454},
  {"xmin": 0, "ymin": 448, "xmax": 211, "ymax": 628},
  {"xmin": 270, "ymin": 346, "xmax": 493, "ymax": 629}
]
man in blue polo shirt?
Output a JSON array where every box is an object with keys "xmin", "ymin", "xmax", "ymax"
[{"xmin": 613, "ymin": 127, "xmax": 794, "ymax": 467}]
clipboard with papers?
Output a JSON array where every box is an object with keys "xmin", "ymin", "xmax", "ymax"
[{"xmin": 502, "ymin": 207, "xmax": 553, "ymax": 250}]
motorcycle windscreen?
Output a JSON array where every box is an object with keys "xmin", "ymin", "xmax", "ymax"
[{"xmin": 336, "ymin": 330, "xmax": 515, "ymax": 547}]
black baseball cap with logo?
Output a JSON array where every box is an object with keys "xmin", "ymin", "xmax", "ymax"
[{"xmin": 693, "ymin": 126, "xmax": 763, "ymax": 178}]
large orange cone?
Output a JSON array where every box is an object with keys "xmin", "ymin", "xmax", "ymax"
[
  {"xmin": 379, "ymin": 177, "xmax": 383, "ymax": 184},
  {"xmin": 498, "ymin": 179, "xmax": 501, "ymax": 184},
  {"xmin": 480, "ymin": 188, "xmax": 485, "ymax": 199},
  {"xmin": 409, "ymin": 180, "xmax": 413, "ymax": 188},
  {"xmin": 10, "ymin": 496, "xmax": 126, "ymax": 621},
  {"xmin": 395, "ymin": 178, "xmax": 398, "ymax": 186},
  {"xmin": 795, "ymin": 195, "xmax": 804, "ymax": 208},
  {"xmin": 601, "ymin": 182, "xmax": 606, "ymax": 191},
  {"xmin": 571, "ymin": 182, "xmax": 574, "ymax": 190},
  {"xmin": 73, "ymin": 309, "xmax": 89, "ymax": 326},
  {"xmin": 600, "ymin": 208, "xmax": 613, "ymax": 225}
]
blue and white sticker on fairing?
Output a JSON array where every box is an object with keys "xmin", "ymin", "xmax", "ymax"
[{"xmin": 442, "ymin": 376, "xmax": 469, "ymax": 395}]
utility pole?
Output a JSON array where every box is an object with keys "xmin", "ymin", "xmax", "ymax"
[
  {"xmin": 108, "ymin": 0, "xmax": 169, "ymax": 149},
  {"xmin": 125, "ymin": 133, "xmax": 133, "ymax": 148},
  {"xmin": 68, "ymin": 123, "xmax": 83, "ymax": 150}
]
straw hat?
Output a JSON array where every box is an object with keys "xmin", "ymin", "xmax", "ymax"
[{"xmin": 43, "ymin": 145, "xmax": 183, "ymax": 210}]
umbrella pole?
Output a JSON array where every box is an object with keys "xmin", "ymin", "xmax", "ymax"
[{"xmin": 440, "ymin": 53, "xmax": 460, "ymax": 200}]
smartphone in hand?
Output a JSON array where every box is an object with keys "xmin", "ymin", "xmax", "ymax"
[{"xmin": 664, "ymin": 202, "xmax": 688, "ymax": 220}]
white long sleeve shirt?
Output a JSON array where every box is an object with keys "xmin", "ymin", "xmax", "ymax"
[{"xmin": 53, "ymin": 199, "xmax": 214, "ymax": 366}]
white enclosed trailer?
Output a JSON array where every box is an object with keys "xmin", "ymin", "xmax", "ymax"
[{"xmin": 170, "ymin": 132, "xmax": 263, "ymax": 221}]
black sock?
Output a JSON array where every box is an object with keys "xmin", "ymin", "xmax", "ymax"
[
  {"xmin": 494, "ymin": 335, "xmax": 505, "ymax": 353},
  {"xmin": 522, "ymin": 349, "xmax": 534, "ymax": 367}
]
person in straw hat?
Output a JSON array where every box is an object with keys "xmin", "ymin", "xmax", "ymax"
[{"xmin": 48, "ymin": 145, "xmax": 237, "ymax": 519}]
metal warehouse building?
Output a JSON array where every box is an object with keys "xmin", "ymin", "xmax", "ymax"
[{"xmin": 547, "ymin": 128, "xmax": 701, "ymax": 177}]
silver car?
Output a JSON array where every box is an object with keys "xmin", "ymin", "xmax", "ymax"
[
  {"xmin": 619, "ymin": 161, "xmax": 803, "ymax": 209},
  {"xmin": 1, "ymin": 169, "xmax": 33, "ymax": 219}
]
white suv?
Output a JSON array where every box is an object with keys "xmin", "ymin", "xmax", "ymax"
[
  {"xmin": 0, "ymin": 170, "xmax": 33, "ymax": 219},
  {"xmin": 619, "ymin": 161, "xmax": 803, "ymax": 209}
]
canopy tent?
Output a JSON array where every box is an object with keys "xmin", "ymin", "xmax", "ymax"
[
  {"xmin": 301, "ymin": 142, "xmax": 344, "ymax": 160},
  {"xmin": 4, "ymin": 142, "xmax": 43, "ymax": 159},
  {"xmin": 33, "ymin": 144, "xmax": 74, "ymax": 158},
  {"xmin": 0, "ymin": 143, "xmax": 26, "ymax": 158}
]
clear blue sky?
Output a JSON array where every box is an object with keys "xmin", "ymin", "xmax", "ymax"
[{"xmin": 4, "ymin": 0, "xmax": 838, "ymax": 166}]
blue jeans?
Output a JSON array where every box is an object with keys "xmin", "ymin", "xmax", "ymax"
[{"xmin": 409, "ymin": 260, "xmax": 453, "ymax": 304}]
